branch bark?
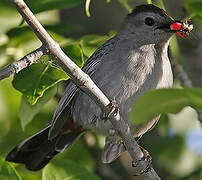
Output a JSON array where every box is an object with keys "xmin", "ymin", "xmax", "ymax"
[
  {"xmin": 0, "ymin": 45, "xmax": 47, "ymax": 80},
  {"xmin": 170, "ymin": 58, "xmax": 192, "ymax": 87},
  {"xmin": 6, "ymin": 0, "xmax": 161, "ymax": 179}
]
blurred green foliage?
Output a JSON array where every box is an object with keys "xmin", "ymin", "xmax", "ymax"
[
  {"xmin": 12, "ymin": 62, "xmax": 68, "ymax": 105},
  {"xmin": 42, "ymin": 159, "xmax": 100, "ymax": 180},
  {"xmin": 25, "ymin": 0, "xmax": 83, "ymax": 14},
  {"xmin": 1, "ymin": 0, "xmax": 202, "ymax": 179},
  {"xmin": 130, "ymin": 88, "xmax": 202, "ymax": 125},
  {"xmin": 0, "ymin": 158, "xmax": 22, "ymax": 180}
]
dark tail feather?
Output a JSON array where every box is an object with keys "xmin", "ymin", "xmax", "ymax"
[
  {"xmin": 55, "ymin": 132, "xmax": 83, "ymax": 152},
  {"xmin": 6, "ymin": 125, "xmax": 83, "ymax": 171}
]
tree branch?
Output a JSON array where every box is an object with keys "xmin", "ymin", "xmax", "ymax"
[
  {"xmin": 170, "ymin": 54, "xmax": 202, "ymax": 124},
  {"xmin": 0, "ymin": 45, "xmax": 47, "ymax": 80},
  {"xmin": 7, "ymin": 0, "xmax": 161, "ymax": 179},
  {"xmin": 170, "ymin": 59, "xmax": 192, "ymax": 87}
]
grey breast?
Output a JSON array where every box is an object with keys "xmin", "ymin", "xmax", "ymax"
[{"xmin": 71, "ymin": 38, "xmax": 173, "ymax": 135}]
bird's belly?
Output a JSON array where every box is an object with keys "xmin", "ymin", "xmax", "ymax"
[
  {"xmin": 72, "ymin": 68, "xmax": 173, "ymax": 136},
  {"xmin": 72, "ymin": 51, "xmax": 173, "ymax": 136},
  {"xmin": 71, "ymin": 90, "xmax": 113, "ymax": 135}
]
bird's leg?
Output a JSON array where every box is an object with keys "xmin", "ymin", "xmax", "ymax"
[
  {"xmin": 109, "ymin": 128, "xmax": 117, "ymax": 136},
  {"xmin": 107, "ymin": 99, "xmax": 120, "ymax": 117},
  {"xmin": 102, "ymin": 99, "xmax": 120, "ymax": 122},
  {"xmin": 132, "ymin": 145, "xmax": 152, "ymax": 176}
]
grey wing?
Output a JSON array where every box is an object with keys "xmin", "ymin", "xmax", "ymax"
[
  {"xmin": 48, "ymin": 81, "xmax": 78, "ymax": 139},
  {"xmin": 48, "ymin": 37, "xmax": 116, "ymax": 139}
]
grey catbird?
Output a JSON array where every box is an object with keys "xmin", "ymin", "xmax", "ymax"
[{"xmin": 6, "ymin": 4, "xmax": 192, "ymax": 171}]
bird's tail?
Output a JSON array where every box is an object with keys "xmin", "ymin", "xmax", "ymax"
[{"xmin": 6, "ymin": 125, "xmax": 83, "ymax": 171}]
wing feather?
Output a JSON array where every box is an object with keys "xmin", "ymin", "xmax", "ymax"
[{"xmin": 48, "ymin": 37, "xmax": 117, "ymax": 139}]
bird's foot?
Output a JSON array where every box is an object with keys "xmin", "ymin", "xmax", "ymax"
[
  {"xmin": 132, "ymin": 146, "xmax": 152, "ymax": 176},
  {"xmin": 102, "ymin": 99, "xmax": 119, "ymax": 122}
]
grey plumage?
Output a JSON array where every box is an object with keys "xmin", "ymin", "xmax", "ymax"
[
  {"xmin": 72, "ymin": 41, "xmax": 173, "ymax": 135},
  {"xmin": 6, "ymin": 4, "xmax": 184, "ymax": 170}
]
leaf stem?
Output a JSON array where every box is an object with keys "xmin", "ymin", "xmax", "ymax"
[
  {"xmin": 146, "ymin": 0, "xmax": 152, "ymax": 4},
  {"xmin": 118, "ymin": 0, "xmax": 132, "ymax": 13},
  {"xmin": 85, "ymin": 0, "xmax": 91, "ymax": 17}
]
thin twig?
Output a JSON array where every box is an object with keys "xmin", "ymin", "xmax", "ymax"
[
  {"xmin": 170, "ymin": 59, "xmax": 192, "ymax": 87},
  {"xmin": 170, "ymin": 53, "xmax": 202, "ymax": 124},
  {"xmin": 0, "ymin": 45, "xmax": 47, "ymax": 80},
  {"xmin": 7, "ymin": 0, "xmax": 161, "ymax": 179}
]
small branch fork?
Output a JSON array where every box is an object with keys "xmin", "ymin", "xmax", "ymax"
[
  {"xmin": 2, "ymin": 0, "xmax": 161, "ymax": 179},
  {"xmin": 0, "ymin": 45, "xmax": 48, "ymax": 80}
]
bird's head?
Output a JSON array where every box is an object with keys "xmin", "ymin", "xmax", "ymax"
[{"xmin": 119, "ymin": 4, "xmax": 193, "ymax": 44}]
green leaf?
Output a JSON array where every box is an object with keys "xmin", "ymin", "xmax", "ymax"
[
  {"xmin": 7, "ymin": 26, "xmax": 38, "ymax": 47},
  {"xmin": 42, "ymin": 160, "xmax": 100, "ymax": 180},
  {"xmin": 7, "ymin": 24, "xmax": 82, "ymax": 47},
  {"xmin": 25, "ymin": 0, "xmax": 82, "ymax": 14},
  {"xmin": 0, "ymin": 158, "xmax": 22, "ymax": 180},
  {"xmin": 19, "ymin": 86, "xmax": 57, "ymax": 130},
  {"xmin": 7, "ymin": 26, "xmax": 67, "ymax": 48},
  {"xmin": 156, "ymin": 114, "xmax": 170, "ymax": 137},
  {"xmin": 170, "ymin": 35, "xmax": 181, "ymax": 62},
  {"xmin": 64, "ymin": 140, "xmax": 95, "ymax": 171},
  {"xmin": 12, "ymin": 58, "xmax": 69, "ymax": 105},
  {"xmin": 184, "ymin": 1, "xmax": 202, "ymax": 18},
  {"xmin": 12, "ymin": 41, "xmax": 84, "ymax": 105},
  {"xmin": 80, "ymin": 34, "xmax": 114, "ymax": 58},
  {"xmin": 151, "ymin": 135, "xmax": 187, "ymax": 175},
  {"xmin": 0, "ymin": 1, "xmax": 21, "ymax": 33},
  {"xmin": 130, "ymin": 88, "xmax": 202, "ymax": 125},
  {"xmin": 62, "ymin": 44, "xmax": 85, "ymax": 67}
]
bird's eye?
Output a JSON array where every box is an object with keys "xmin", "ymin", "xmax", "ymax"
[{"xmin": 145, "ymin": 17, "xmax": 155, "ymax": 26}]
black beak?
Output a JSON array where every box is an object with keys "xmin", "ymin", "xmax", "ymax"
[
  {"xmin": 156, "ymin": 20, "xmax": 183, "ymax": 32},
  {"xmin": 156, "ymin": 20, "xmax": 193, "ymax": 38}
]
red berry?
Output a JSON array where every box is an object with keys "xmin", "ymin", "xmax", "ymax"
[
  {"xmin": 170, "ymin": 22, "xmax": 182, "ymax": 31},
  {"xmin": 176, "ymin": 31, "xmax": 188, "ymax": 38}
]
